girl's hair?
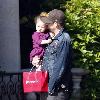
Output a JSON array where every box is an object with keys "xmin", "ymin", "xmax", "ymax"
[
  {"xmin": 40, "ymin": 12, "xmax": 48, "ymax": 17},
  {"xmin": 34, "ymin": 12, "xmax": 48, "ymax": 24}
]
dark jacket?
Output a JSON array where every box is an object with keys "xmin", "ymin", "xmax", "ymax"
[{"xmin": 42, "ymin": 29, "xmax": 72, "ymax": 94}]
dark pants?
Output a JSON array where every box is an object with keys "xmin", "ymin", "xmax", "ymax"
[
  {"xmin": 25, "ymin": 92, "xmax": 39, "ymax": 100},
  {"xmin": 24, "ymin": 91, "xmax": 71, "ymax": 100},
  {"xmin": 47, "ymin": 91, "xmax": 70, "ymax": 100},
  {"xmin": 24, "ymin": 92, "xmax": 47, "ymax": 100}
]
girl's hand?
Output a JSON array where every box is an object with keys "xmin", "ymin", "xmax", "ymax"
[{"xmin": 32, "ymin": 56, "xmax": 40, "ymax": 66}]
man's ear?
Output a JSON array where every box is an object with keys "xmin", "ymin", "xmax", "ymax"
[
  {"xmin": 54, "ymin": 22, "xmax": 58, "ymax": 27},
  {"xmin": 54, "ymin": 22, "xmax": 57, "ymax": 24},
  {"xmin": 54, "ymin": 22, "xmax": 60, "ymax": 29}
]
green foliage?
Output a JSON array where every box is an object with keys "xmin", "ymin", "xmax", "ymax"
[
  {"xmin": 61, "ymin": 0, "xmax": 100, "ymax": 99},
  {"xmin": 41, "ymin": 0, "xmax": 65, "ymax": 11}
]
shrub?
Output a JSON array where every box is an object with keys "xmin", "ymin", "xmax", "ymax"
[{"xmin": 62, "ymin": 0, "xmax": 100, "ymax": 99}]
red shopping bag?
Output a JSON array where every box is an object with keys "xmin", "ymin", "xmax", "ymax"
[{"xmin": 23, "ymin": 71, "xmax": 48, "ymax": 93}]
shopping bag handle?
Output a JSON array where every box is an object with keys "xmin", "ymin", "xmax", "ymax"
[{"xmin": 29, "ymin": 65, "xmax": 35, "ymax": 72}]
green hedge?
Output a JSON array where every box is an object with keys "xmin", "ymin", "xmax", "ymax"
[{"xmin": 61, "ymin": 0, "xmax": 100, "ymax": 99}]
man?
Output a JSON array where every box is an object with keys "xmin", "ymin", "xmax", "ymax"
[{"xmin": 41, "ymin": 9, "xmax": 73, "ymax": 100}]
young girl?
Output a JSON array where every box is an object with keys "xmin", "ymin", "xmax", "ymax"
[{"xmin": 30, "ymin": 12, "xmax": 54, "ymax": 70}]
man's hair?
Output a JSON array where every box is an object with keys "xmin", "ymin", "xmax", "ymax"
[{"xmin": 40, "ymin": 9, "xmax": 65, "ymax": 26}]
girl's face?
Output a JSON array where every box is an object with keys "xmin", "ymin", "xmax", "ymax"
[{"xmin": 36, "ymin": 18, "xmax": 47, "ymax": 33}]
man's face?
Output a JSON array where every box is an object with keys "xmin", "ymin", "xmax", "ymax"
[{"xmin": 48, "ymin": 22, "xmax": 57, "ymax": 32}]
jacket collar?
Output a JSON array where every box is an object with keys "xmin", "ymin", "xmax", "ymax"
[{"xmin": 53, "ymin": 28, "xmax": 64, "ymax": 40}]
